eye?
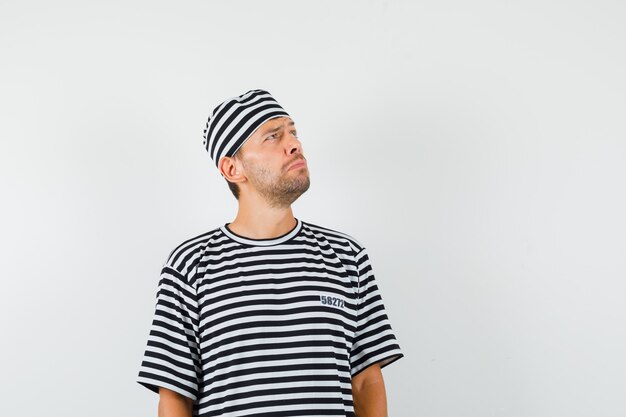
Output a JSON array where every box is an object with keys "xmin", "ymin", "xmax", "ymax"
[
  {"xmin": 291, "ymin": 130, "xmax": 298, "ymax": 137},
  {"xmin": 266, "ymin": 133, "xmax": 278, "ymax": 140}
]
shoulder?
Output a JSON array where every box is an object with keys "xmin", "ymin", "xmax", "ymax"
[
  {"xmin": 161, "ymin": 225, "xmax": 224, "ymax": 285},
  {"xmin": 300, "ymin": 219, "xmax": 367, "ymax": 256}
]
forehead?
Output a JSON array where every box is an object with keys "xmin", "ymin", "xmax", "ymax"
[{"xmin": 258, "ymin": 116, "xmax": 295, "ymax": 133}]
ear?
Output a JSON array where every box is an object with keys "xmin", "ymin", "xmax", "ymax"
[{"xmin": 219, "ymin": 155, "xmax": 245, "ymax": 182}]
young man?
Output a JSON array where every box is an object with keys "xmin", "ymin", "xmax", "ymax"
[{"xmin": 137, "ymin": 89, "xmax": 404, "ymax": 417}]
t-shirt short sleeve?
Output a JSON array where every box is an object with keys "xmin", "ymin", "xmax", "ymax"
[
  {"xmin": 136, "ymin": 261, "xmax": 201, "ymax": 401},
  {"xmin": 349, "ymin": 247, "xmax": 404, "ymax": 378}
]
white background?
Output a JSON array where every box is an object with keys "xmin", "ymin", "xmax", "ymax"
[{"xmin": 1, "ymin": 1, "xmax": 625, "ymax": 416}]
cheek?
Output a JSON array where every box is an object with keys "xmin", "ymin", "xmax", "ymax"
[
  {"xmin": 261, "ymin": 153, "xmax": 285, "ymax": 171},
  {"xmin": 246, "ymin": 149, "xmax": 285, "ymax": 172},
  {"xmin": 246, "ymin": 158, "xmax": 279, "ymax": 176}
]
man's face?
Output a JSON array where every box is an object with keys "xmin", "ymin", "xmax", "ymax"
[{"xmin": 235, "ymin": 116, "xmax": 310, "ymax": 207}]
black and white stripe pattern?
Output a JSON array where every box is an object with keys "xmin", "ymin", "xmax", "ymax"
[
  {"xmin": 137, "ymin": 218, "xmax": 404, "ymax": 416},
  {"xmin": 202, "ymin": 89, "xmax": 291, "ymax": 168}
]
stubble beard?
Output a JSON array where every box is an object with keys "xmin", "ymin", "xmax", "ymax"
[{"xmin": 243, "ymin": 159, "xmax": 311, "ymax": 208}]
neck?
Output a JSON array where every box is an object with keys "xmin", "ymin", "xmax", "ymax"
[{"xmin": 228, "ymin": 195, "xmax": 297, "ymax": 240}]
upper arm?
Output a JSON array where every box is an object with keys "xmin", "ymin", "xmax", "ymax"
[
  {"xmin": 349, "ymin": 247, "xmax": 404, "ymax": 377},
  {"xmin": 159, "ymin": 387, "xmax": 193, "ymax": 416},
  {"xmin": 136, "ymin": 263, "xmax": 201, "ymax": 400},
  {"xmin": 351, "ymin": 362, "xmax": 383, "ymax": 393}
]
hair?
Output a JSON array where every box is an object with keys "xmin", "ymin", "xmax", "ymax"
[{"xmin": 224, "ymin": 147, "xmax": 244, "ymax": 200}]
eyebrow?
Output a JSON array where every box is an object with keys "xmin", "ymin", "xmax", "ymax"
[{"xmin": 262, "ymin": 119, "xmax": 295, "ymax": 136}]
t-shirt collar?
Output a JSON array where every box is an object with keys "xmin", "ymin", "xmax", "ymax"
[{"xmin": 220, "ymin": 217, "xmax": 302, "ymax": 246}]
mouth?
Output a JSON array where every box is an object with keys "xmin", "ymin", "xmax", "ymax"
[{"xmin": 288, "ymin": 159, "xmax": 307, "ymax": 170}]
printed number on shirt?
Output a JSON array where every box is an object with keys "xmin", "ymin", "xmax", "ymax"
[{"xmin": 320, "ymin": 295, "xmax": 344, "ymax": 309}]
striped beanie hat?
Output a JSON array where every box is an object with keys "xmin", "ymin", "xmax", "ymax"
[{"xmin": 202, "ymin": 89, "xmax": 291, "ymax": 168}]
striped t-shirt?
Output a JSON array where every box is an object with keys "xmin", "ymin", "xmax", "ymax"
[{"xmin": 136, "ymin": 217, "xmax": 404, "ymax": 417}]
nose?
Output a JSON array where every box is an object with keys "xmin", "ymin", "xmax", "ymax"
[{"xmin": 286, "ymin": 133, "xmax": 303, "ymax": 156}]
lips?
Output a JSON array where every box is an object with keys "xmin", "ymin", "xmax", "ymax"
[{"xmin": 288, "ymin": 159, "xmax": 307, "ymax": 170}]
